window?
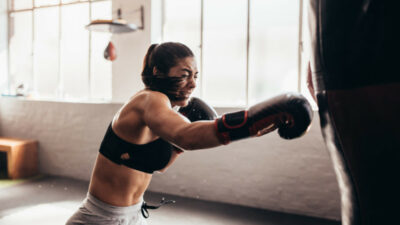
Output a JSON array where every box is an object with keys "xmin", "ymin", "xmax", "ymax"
[
  {"xmin": 163, "ymin": 0, "xmax": 308, "ymax": 107},
  {"xmin": 6, "ymin": 0, "xmax": 112, "ymax": 101}
]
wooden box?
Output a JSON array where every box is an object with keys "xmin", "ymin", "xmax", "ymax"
[{"xmin": 0, "ymin": 137, "xmax": 38, "ymax": 179}]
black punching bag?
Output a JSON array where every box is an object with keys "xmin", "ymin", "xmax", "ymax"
[{"xmin": 308, "ymin": 1, "xmax": 399, "ymax": 225}]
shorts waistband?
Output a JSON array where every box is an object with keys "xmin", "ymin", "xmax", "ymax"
[{"xmin": 84, "ymin": 192, "xmax": 143, "ymax": 218}]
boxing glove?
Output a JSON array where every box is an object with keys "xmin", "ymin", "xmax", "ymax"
[
  {"xmin": 215, "ymin": 93, "xmax": 313, "ymax": 144},
  {"xmin": 179, "ymin": 97, "xmax": 218, "ymax": 122}
]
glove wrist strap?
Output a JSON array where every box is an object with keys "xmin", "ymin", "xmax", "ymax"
[{"xmin": 214, "ymin": 110, "xmax": 251, "ymax": 144}]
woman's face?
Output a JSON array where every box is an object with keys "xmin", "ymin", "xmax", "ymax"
[{"xmin": 167, "ymin": 57, "xmax": 198, "ymax": 107}]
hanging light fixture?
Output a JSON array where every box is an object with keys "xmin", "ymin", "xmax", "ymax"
[
  {"xmin": 85, "ymin": 6, "xmax": 144, "ymax": 34},
  {"xmin": 86, "ymin": 6, "xmax": 145, "ymax": 61}
]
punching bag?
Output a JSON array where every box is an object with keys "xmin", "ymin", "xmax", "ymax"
[
  {"xmin": 308, "ymin": 1, "xmax": 399, "ymax": 225},
  {"xmin": 104, "ymin": 41, "xmax": 117, "ymax": 61}
]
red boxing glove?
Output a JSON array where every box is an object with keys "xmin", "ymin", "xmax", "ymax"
[{"xmin": 215, "ymin": 93, "xmax": 313, "ymax": 144}]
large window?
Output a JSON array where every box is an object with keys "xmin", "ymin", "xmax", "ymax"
[
  {"xmin": 6, "ymin": 0, "xmax": 112, "ymax": 101},
  {"xmin": 163, "ymin": 0, "xmax": 307, "ymax": 107}
]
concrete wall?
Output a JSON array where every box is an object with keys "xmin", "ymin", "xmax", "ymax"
[{"xmin": 0, "ymin": 97, "xmax": 340, "ymax": 220}]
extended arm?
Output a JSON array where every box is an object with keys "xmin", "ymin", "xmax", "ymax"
[
  {"xmin": 143, "ymin": 92, "xmax": 221, "ymax": 150},
  {"xmin": 143, "ymin": 92, "xmax": 313, "ymax": 150}
]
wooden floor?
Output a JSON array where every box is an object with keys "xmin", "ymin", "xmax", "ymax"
[{"xmin": 0, "ymin": 175, "xmax": 340, "ymax": 225}]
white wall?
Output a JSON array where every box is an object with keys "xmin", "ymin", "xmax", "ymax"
[
  {"xmin": 0, "ymin": 0, "xmax": 341, "ymax": 221},
  {"xmin": 110, "ymin": 0, "xmax": 164, "ymax": 102},
  {"xmin": 111, "ymin": 0, "xmax": 163, "ymax": 102}
]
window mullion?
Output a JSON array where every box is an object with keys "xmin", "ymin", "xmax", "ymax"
[
  {"xmin": 31, "ymin": 0, "xmax": 35, "ymax": 96},
  {"xmin": 298, "ymin": 0, "xmax": 303, "ymax": 92},
  {"xmin": 88, "ymin": 1, "xmax": 92, "ymax": 99},
  {"xmin": 6, "ymin": 0, "xmax": 12, "ymax": 95},
  {"xmin": 246, "ymin": 0, "xmax": 250, "ymax": 106},
  {"xmin": 161, "ymin": 0, "xmax": 165, "ymax": 41},
  {"xmin": 200, "ymin": 0, "xmax": 204, "ymax": 99}
]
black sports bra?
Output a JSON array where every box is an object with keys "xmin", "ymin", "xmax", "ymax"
[{"xmin": 99, "ymin": 123, "xmax": 173, "ymax": 174}]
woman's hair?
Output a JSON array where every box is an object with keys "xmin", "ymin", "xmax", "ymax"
[
  {"xmin": 141, "ymin": 42, "xmax": 195, "ymax": 101},
  {"xmin": 141, "ymin": 42, "xmax": 194, "ymax": 78}
]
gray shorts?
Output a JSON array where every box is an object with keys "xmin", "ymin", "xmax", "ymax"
[{"xmin": 66, "ymin": 193, "xmax": 147, "ymax": 225}]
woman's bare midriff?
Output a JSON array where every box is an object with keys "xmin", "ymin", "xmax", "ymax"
[{"xmin": 88, "ymin": 153, "xmax": 152, "ymax": 206}]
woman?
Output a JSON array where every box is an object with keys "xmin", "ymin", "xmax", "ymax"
[
  {"xmin": 66, "ymin": 42, "xmax": 222, "ymax": 225},
  {"xmin": 66, "ymin": 42, "xmax": 312, "ymax": 225}
]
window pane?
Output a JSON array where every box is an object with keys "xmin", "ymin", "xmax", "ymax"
[
  {"xmin": 0, "ymin": 5, "xmax": 7, "ymax": 94},
  {"xmin": 163, "ymin": 0, "xmax": 201, "ymax": 97},
  {"xmin": 33, "ymin": 7, "xmax": 59, "ymax": 98},
  {"xmin": 60, "ymin": 3, "xmax": 89, "ymax": 99},
  {"xmin": 90, "ymin": 0, "xmax": 112, "ymax": 100},
  {"xmin": 12, "ymin": 0, "xmax": 33, "ymax": 10},
  {"xmin": 9, "ymin": 11, "xmax": 33, "ymax": 96},
  {"xmin": 202, "ymin": 0, "xmax": 247, "ymax": 107},
  {"xmin": 248, "ymin": 0, "xmax": 299, "ymax": 104},
  {"xmin": 34, "ymin": 0, "xmax": 59, "ymax": 7}
]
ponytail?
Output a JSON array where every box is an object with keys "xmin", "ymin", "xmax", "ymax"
[{"xmin": 141, "ymin": 44, "xmax": 159, "ymax": 77}]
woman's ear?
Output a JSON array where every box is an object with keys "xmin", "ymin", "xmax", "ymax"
[{"xmin": 152, "ymin": 67, "xmax": 158, "ymax": 75}]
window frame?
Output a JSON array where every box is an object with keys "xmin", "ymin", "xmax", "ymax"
[
  {"xmin": 6, "ymin": 0, "xmax": 111, "ymax": 102},
  {"xmin": 161, "ymin": 0, "xmax": 305, "ymax": 107}
]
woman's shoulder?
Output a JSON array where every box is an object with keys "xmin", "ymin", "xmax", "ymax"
[
  {"xmin": 140, "ymin": 89, "xmax": 168, "ymax": 98},
  {"xmin": 134, "ymin": 89, "xmax": 169, "ymax": 101},
  {"xmin": 113, "ymin": 90, "xmax": 171, "ymax": 126},
  {"xmin": 128, "ymin": 90, "xmax": 171, "ymax": 109}
]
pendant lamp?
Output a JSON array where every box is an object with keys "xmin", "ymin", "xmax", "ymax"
[{"xmin": 85, "ymin": 6, "xmax": 144, "ymax": 34}]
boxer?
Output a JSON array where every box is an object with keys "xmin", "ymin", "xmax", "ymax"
[{"xmin": 67, "ymin": 42, "xmax": 313, "ymax": 225}]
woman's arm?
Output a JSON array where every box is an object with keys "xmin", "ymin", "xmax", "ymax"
[
  {"xmin": 142, "ymin": 92, "xmax": 221, "ymax": 150},
  {"xmin": 143, "ymin": 90, "xmax": 313, "ymax": 150},
  {"xmin": 157, "ymin": 150, "xmax": 181, "ymax": 173}
]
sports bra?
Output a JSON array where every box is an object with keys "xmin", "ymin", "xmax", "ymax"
[{"xmin": 99, "ymin": 123, "xmax": 173, "ymax": 174}]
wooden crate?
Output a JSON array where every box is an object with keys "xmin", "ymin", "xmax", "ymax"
[{"xmin": 0, "ymin": 137, "xmax": 38, "ymax": 179}]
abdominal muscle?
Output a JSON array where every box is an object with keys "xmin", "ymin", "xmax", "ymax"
[{"xmin": 88, "ymin": 153, "xmax": 152, "ymax": 206}]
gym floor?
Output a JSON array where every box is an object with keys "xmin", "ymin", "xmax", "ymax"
[{"xmin": 0, "ymin": 175, "xmax": 340, "ymax": 225}]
